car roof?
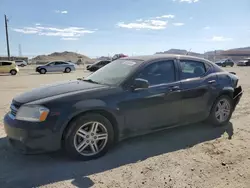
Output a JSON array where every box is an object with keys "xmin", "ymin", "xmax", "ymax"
[
  {"xmin": 121, "ymin": 54, "xmax": 212, "ymax": 64},
  {"xmin": 0, "ymin": 60, "xmax": 15, "ymax": 63}
]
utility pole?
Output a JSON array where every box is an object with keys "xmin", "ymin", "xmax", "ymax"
[
  {"xmin": 18, "ymin": 44, "xmax": 22, "ymax": 56},
  {"xmin": 4, "ymin": 14, "xmax": 10, "ymax": 60}
]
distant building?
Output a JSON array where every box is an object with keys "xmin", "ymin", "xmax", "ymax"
[{"xmin": 0, "ymin": 56, "xmax": 28, "ymax": 63}]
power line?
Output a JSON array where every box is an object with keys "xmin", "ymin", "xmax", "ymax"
[{"xmin": 4, "ymin": 14, "xmax": 10, "ymax": 60}]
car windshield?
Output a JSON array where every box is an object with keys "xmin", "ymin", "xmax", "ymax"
[{"xmin": 84, "ymin": 59, "xmax": 143, "ymax": 85}]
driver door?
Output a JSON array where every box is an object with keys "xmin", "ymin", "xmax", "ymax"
[{"xmin": 119, "ymin": 60, "xmax": 182, "ymax": 132}]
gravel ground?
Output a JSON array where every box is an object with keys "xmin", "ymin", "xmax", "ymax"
[{"xmin": 0, "ymin": 66, "xmax": 250, "ymax": 188}]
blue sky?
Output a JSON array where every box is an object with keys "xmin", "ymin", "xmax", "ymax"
[{"xmin": 0, "ymin": 0, "xmax": 250, "ymax": 58}]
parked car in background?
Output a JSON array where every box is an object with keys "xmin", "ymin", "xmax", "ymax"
[
  {"xmin": 237, "ymin": 59, "xmax": 250, "ymax": 66},
  {"xmin": 215, "ymin": 59, "xmax": 234, "ymax": 67},
  {"xmin": 15, "ymin": 60, "xmax": 28, "ymax": 67},
  {"xmin": 111, "ymin": 54, "xmax": 128, "ymax": 61},
  {"xmin": 36, "ymin": 61, "xmax": 76, "ymax": 74},
  {"xmin": 4, "ymin": 54, "xmax": 242, "ymax": 160},
  {"xmin": 86, "ymin": 60, "xmax": 111, "ymax": 72},
  {"xmin": 0, "ymin": 61, "xmax": 19, "ymax": 75}
]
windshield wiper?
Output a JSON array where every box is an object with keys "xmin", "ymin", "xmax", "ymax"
[{"xmin": 82, "ymin": 79, "xmax": 100, "ymax": 84}]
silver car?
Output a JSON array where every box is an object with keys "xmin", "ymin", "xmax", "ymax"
[{"xmin": 36, "ymin": 61, "xmax": 76, "ymax": 74}]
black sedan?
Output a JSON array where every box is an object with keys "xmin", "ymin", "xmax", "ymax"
[
  {"xmin": 86, "ymin": 60, "xmax": 111, "ymax": 72},
  {"xmin": 4, "ymin": 54, "xmax": 243, "ymax": 160}
]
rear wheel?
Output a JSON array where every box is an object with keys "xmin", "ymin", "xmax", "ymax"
[
  {"xmin": 40, "ymin": 68, "xmax": 46, "ymax": 74},
  {"xmin": 64, "ymin": 113, "xmax": 115, "ymax": 160},
  {"xmin": 10, "ymin": 69, "xmax": 17, "ymax": 75},
  {"xmin": 208, "ymin": 95, "xmax": 233, "ymax": 126},
  {"xmin": 20, "ymin": 64, "xmax": 25, "ymax": 67},
  {"xmin": 65, "ymin": 67, "xmax": 71, "ymax": 73}
]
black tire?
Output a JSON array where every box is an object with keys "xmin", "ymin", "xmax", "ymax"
[
  {"xmin": 208, "ymin": 95, "xmax": 233, "ymax": 126},
  {"xmin": 20, "ymin": 64, "xmax": 25, "ymax": 67},
  {"xmin": 40, "ymin": 68, "xmax": 46, "ymax": 74},
  {"xmin": 64, "ymin": 113, "xmax": 115, "ymax": 160},
  {"xmin": 10, "ymin": 69, "xmax": 17, "ymax": 75},
  {"xmin": 65, "ymin": 67, "xmax": 71, "ymax": 73},
  {"xmin": 246, "ymin": 62, "xmax": 250, "ymax": 66}
]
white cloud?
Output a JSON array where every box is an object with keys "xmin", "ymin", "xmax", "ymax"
[
  {"xmin": 210, "ymin": 36, "xmax": 233, "ymax": 42},
  {"xmin": 35, "ymin": 23, "xmax": 41, "ymax": 26},
  {"xmin": 173, "ymin": 0, "xmax": 199, "ymax": 3},
  {"xmin": 12, "ymin": 26, "xmax": 95, "ymax": 38},
  {"xmin": 173, "ymin": 22, "xmax": 185, "ymax": 26},
  {"xmin": 204, "ymin": 26, "xmax": 211, "ymax": 30},
  {"xmin": 155, "ymin": 14, "xmax": 175, "ymax": 19},
  {"xmin": 61, "ymin": 37, "xmax": 79, "ymax": 41},
  {"xmin": 55, "ymin": 10, "xmax": 68, "ymax": 14},
  {"xmin": 117, "ymin": 19, "xmax": 167, "ymax": 30},
  {"xmin": 13, "ymin": 27, "xmax": 39, "ymax": 34},
  {"xmin": 136, "ymin": 19, "xmax": 143, "ymax": 22}
]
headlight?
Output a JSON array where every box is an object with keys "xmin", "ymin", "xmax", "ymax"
[{"xmin": 15, "ymin": 105, "xmax": 50, "ymax": 122}]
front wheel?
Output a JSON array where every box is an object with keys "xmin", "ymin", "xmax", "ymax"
[
  {"xmin": 64, "ymin": 113, "xmax": 115, "ymax": 160},
  {"xmin": 65, "ymin": 67, "xmax": 71, "ymax": 73},
  {"xmin": 40, "ymin": 68, "xmax": 46, "ymax": 74},
  {"xmin": 208, "ymin": 95, "xmax": 233, "ymax": 126},
  {"xmin": 10, "ymin": 69, "xmax": 17, "ymax": 75}
]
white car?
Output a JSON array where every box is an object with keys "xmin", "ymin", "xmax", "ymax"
[
  {"xmin": 15, "ymin": 60, "xmax": 28, "ymax": 67},
  {"xmin": 237, "ymin": 59, "xmax": 250, "ymax": 66}
]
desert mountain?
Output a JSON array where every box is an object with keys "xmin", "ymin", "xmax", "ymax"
[{"xmin": 31, "ymin": 51, "xmax": 93, "ymax": 64}]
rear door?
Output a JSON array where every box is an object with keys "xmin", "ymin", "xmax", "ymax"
[
  {"xmin": 1, "ymin": 62, "xmax": 12, "ymax": 73},
  {"xmin": 0, "ymin": 62, "xmax": 3, "ymax": 73},
  {"xmin": 178, "ymin": 59, "xmax": 218, "ymax": 123}
]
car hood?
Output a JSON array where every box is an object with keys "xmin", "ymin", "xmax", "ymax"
[{"xmin": 14, "ymin": 80, "xmax": 108, "ymax": 104}]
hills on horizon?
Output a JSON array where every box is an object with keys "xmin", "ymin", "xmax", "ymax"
[
  {"xmin": 156, "ymin": 46, "xmax": 250, "ymax": 55},
  {"xmin": 30, "ymin": 46, "xmax": 250, "ymax": 63}
]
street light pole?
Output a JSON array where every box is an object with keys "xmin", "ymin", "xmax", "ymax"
[{"xmin": 4, "ymin": 14, "xmax": 10, "ymax": 60}]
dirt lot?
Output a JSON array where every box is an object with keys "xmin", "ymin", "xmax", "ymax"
[{"xmin": 0, "ymin": 66, "xmax": 250, "ymax": 188}]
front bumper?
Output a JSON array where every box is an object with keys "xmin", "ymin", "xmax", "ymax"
[
  {"xmin": 3, "ymin": 113, "xmax": 61, "ymax": 154},
  {"xmin": 233, "ymin": 86, "xmax": 243, "ymax": 110}
]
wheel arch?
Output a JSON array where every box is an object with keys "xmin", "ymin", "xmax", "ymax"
[
  {"xmin": 219, "ymin": 87, "xmax": 234, "ymax": 99},
  {"xmin": 61, "ymin": 109, "xmax": 120, "ymax": 143},
  {"xmin": 208, "ymin": 87, "xmax": 234, "ymax": 113}
]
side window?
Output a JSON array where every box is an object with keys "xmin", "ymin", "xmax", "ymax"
[
  {"xmin": 137, "ymin": 60, "xmax": 175, "ymax": 86},
  {"xmin": 2, "ymin": 62, "xmax": 12, "ymax": 66},
  {"xmin": 48, "ymin": 62, "xmax": 55, "ymax": 66},
  {"xmin": 54, "ymin": 62, "xmax": 62, "ymax": 65},
  {"xmin": 180, "ymin": 60, "xmax": 206, "ymax": 80}
]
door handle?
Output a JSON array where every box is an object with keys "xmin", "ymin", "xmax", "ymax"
[
  {"xmin": 169, "ymin": 86, "xmax": 180, "ymax": 92},
  {"xmin": 208, "ymin": 80, "xmax": 216, "ymax": 84}
]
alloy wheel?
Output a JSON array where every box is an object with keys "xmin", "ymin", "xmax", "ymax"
[
  {"xmin": 73, "ymin": 121, "xmax": 108, "ymax": 156},
  {"xmin": 215, "ymin": 99, "xmax": 231, "ymax": 123}
]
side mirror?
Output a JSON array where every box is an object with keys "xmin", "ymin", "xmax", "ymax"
[{"xmin": 131, "ymin": 78, "xmax": 149, "ymax": 91}]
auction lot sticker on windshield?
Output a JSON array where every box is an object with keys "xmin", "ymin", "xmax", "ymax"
[{"xmin": 122, "ymin": 61, "xmax": 136, "ymax": 66}]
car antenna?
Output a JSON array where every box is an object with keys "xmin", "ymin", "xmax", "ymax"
[{"xmin": 186, "ymin": 48, "xmax": 192, "ymax": 55}]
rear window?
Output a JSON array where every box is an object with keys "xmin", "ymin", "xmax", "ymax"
[{"xmin": 2, "ymin": 62, "xmax": 12, "ymax": 66}]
